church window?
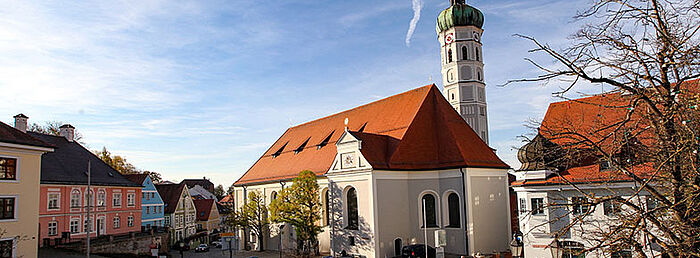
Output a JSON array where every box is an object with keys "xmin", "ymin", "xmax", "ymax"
[
  {"xmin": 477, "ymin": 69, "xmax": 483, "ymax": 81},
  {"xmin": 447, "ymin": 193, "xmax": 460, "ymax": 228},
  {"xmin": 322, "ymin": 188, "xmax": 329, "ymax": 226},
  {"xmin": 475, "ymin": 46, "xmax": 480, "ymax": 61},
  {"xmin": 451, "ymin": 93, "xmax": 455, "ymax": 100},
  {"xmin": 421, "ymin": 193, "xmax": 438, "ymax": 228},
  {"xmin": 479, "ymin": 106, "xmax": 486, "ymax": 116},
  {"xmin": 460, "ymin": 66, "xmax": 472, "ymax": 80},
  {"xmin": 345, "ymin": 187, "xmax": 358, "ymax": 230},
  {"xmin": 461, "ymin": 46, "xmax": 468, "ymax": 60},
  {"xmin": 447, "ymin": 49, "xmax": 453, "ymax": 63}
]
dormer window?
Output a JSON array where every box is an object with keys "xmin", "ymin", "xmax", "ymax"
[
  {"xmin": 357, "ymin": 122, "xmax": 367, "ymax": 133},
  {"xmin": 294, "ymin": 138, "xmax": 310, "ymax": 154},
  {"xmin": 271, "ymin": 142, "xmax": 288, "ymax": 158},
  {"xmin": 317, "ymin": 131, "xmax": 334, "ymax": 149}
]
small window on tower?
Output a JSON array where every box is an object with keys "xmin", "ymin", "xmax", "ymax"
[
  {"xmin": 451, "ymin": 93, "xmax": 455, "ymax": 100},
  {"xmin": 461, "ymin": 46, "xmax": 468, "ymax": 60},
  {"xmin": 448, "ymin": 49, "xmax": 453, "ymax": 63},
  {"xmin": 475, "ymin": 47, "xmax": 480, "ymax": 61}
]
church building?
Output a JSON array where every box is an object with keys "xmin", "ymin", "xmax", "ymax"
[{"xmin": 232, "ymin": 1, "xmax": 512, "ymax": 257}]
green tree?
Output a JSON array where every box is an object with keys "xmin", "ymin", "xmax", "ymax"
[
  {"xmin": 94, "ymin": 147, "xmax": 162, "ymax": 183},
  {"xmin": 270, "ymin": 170, "xmax": 322, "ymax": 256},
  {"xmin": 238, "ymin": 191, "xmax": 269, "ymax": 251},
  {"xmin": 213, "ymin": 184, "xmax": 226, "ymax": 200}
]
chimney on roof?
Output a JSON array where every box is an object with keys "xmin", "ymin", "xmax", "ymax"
[
  {"xmin": 59, "ymin": 124, "xmax": 75, "ymax": 142},
  {"xmin": 13, "ymin": 114, "xmax": 28, "ymax": 133}
]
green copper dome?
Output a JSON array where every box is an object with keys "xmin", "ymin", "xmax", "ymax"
[{"xmin": 436, "ymin": 4, "xmax": 484, "ymax": 33}]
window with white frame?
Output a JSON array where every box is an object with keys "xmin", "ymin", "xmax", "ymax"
[
  {"xmin": 519, "ymin": 198, "xmax": 527, "ymax": 213},
  {"xmin": 84, "ymin": 190, "xmax": 94, "ymax": 207},
  {"xmin": 345, "ymin": 187, "xmax": 358, "ymax": 230},
  {"xmin": 97, "ymin": 190, "xmax": 106, "ymax": 207},
  {"xmin": 48, "ymin": 221, "xmax": 58, "ymax": 236},
  {"xmin": 571, "ymin": 197, "xmax": 590, "ymax": 215},
  {"xmin": 0, "ymin": 238, "xmax": 14, "ymax": 258},
  {"xmin": 113, "ymin": 193, "xmax": 122, "ymax": 207},
  {"xmin": 603, "ymin": 199, "xmax": 621, "ymax": 215},
  {"xmin": 71, "ymin": 189, "xmax": 81, "ymax": 208},
  {"xmin": 164, "ymin": 216, "xmax": 170, "ymax": 226},
  {"xmin": 83, "ymin": 219, "xmax": 91, "ymax": 232},
  {"xmin": 127, "ymin": 193, "xmax": 135, "ymax": 207},
  {"xmin": 0, "ymin": 198, "xmax": 15, "ymax": 220},
  {"xmin": 531, "ymin": 198, "xmax": 545, "ymax": 215},
  {"xmin": 127, "ymin": 216, "xmax": 134, "ymax": 227},
  {"xmin": 0, "ymin": 157, "xmax": 17, "ymax": 181},
  {"xmin": 421, "ymin": 193, "xmax": 438, "ymax": 228},
  {"xmin": 446, "ymin": 192, "xmax": 460, "ymax": 228},
  {"xmin": 70, "ymin": 219, "xmax": 80, "ymax": 233},
  {"xmin": 113, "ymin": 216, "xmax": 120, "ymax": 229},
  {"xmin": 48, "ymin": 193, "xmax": 60, "ymax": 210}
]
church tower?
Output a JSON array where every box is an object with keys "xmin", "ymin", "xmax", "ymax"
[{"xmin": 436, "ymin": 0, "xmax": 489, "ymax": 144}]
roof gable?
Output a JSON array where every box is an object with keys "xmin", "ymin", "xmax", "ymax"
[
  {"xmin": 155, "ymin": 183, "xmax": 186, "ymax": 213},
  {"xmin": 0, "ymin": 121, "xmax": 53, "ymax": 148},
  {"xmin": 235, "ymin": 85, "xmax": 508, "ymax": 185}
]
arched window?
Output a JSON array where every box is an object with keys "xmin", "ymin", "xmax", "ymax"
[
  {"xmin": 447, "ymin": 49, "xmax": 453, "ymax": 63},
  {"xmin": 394, "ymin": 238, "xmax": 403, "ymax": 256},
  {"xmin": 270, "ymin": 191, "xmax": 277, "ymax": 201},
  {"xmin": 71, "ymin": 189, "xmax": 81, "ymax": 208},
  {"xmin": 475, "ymin": 47, "xmax": 480, "ymax": 61},
  {"xmin": 421, "ymin": 194, "xmax": 438, "ymax": 228},
  {"xmin": 447, "ymin": 193, "xmax": 460, "ymax": 228},
  {"xmin": 461, "ymin": 46, "xmax": 468, "ymax": 60},
  {"xmin": 97, "ymin": 190, "xmax": 106, "ymax": 207},
  {"xmin": 345, "ymin": 187, "xmax": 358, "ymax": 230},
  {"xmin": 322, "ymin": 188, "xmax": 330, "ymax": 226}
]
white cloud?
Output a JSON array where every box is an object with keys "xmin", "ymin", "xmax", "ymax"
[{"xmin": 405, "ymin": 0, "xmax": 424, "ymax": 47}]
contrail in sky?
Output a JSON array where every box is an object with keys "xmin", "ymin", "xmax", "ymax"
[{"xmin": 405, "ymin": 0, "xmax": 423, "ymax": 47}]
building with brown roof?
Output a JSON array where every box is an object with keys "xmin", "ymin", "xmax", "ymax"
[
  {"xmin": 508, "ymin": 81, "xmax": 700, "ymax": 257},
  {"xmin": 155, "ymin": 183, "xmax": 196, "ymax": 245},
  {"xmin": 232, "ymin": 84, "xmax": 511, "ymax": 257},
  {"xmin": 193, "ymin": 199, "xmax": 220, "ymax": 234},
  {"xmin": 0, "ymin": 115, "xmax": 53, "ymax": 257}
]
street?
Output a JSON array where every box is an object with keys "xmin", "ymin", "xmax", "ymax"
[{"xmin": 172, "ymin": 249, "xmax": 285, "ymax": 258}]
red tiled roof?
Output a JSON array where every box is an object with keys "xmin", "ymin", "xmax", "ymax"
[
  {"xmin": 194, "ymin": 199, "xmax": 215, "ymax": 221},
  {"xmin": 235, "ymin": 84, "xmax": 508, "ymax": 186},
  {"xmin": 155, "ymin": 183, "xmax": 185, "ymax": 213},
  {"xmin": 511, "ymin": 163, "xmax": 654, "ymax": 187},
  {"xmin": 515, "ymin": 79, "xmax": 700, "ymax": 186},
  {"xmin": 219, "ymin": 193, "xmax": 234, "ymax": 205}
]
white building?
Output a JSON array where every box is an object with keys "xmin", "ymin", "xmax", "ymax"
[{"xmin": 511, "ymin": 92, "xmax": 668, "ymax": 257}]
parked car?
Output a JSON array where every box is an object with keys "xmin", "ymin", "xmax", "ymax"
[
  {"xmin": 195, "ymin": 244, "xmax": 210, "ymax": 252},
  {"xmin": 401, "ymin": 244, "xmax": 436, "ymax": 258},
  {"xmin": 211, "ymin": 241, "xmax": 222, "ymax": 248}
]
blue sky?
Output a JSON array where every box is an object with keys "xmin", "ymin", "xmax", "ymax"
[{"xmin": 0, "ymin": 0, "xmax": 594, "ymax": 187}]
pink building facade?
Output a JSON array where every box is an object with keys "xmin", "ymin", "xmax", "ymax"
[{"xmin": 38, "ymin": 184, "xmax": 142, "ymax": 245}]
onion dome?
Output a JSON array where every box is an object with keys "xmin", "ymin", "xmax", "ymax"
[
  {"xmin": 436, "ymin": 1, "xmax": 485, "ymax": 33},
  {"xmin": 517, "ymin": 133, "xmax": 562, "ymax": 171}
]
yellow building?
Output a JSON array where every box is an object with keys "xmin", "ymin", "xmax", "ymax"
[
  {"xmin": 0, "ymin": 115, "xmax": 53, "ymax": 258},
  {"xmin": 193, "ymin": 199, "xmax": 220, "ymax": 234}
]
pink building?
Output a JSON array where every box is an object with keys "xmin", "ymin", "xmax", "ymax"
[{"xmin": 29, "ymin": 126, "xmax": 143, "ymax": 246}]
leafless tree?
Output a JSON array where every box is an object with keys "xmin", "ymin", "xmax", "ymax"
[{"xmin": 509, "ymin": 0, "xmax": 700, "ymax": 257}]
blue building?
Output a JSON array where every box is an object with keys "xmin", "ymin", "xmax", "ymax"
[{"xmin": 124, "ymin": 174, "xmax": 165, "ymax": 231}]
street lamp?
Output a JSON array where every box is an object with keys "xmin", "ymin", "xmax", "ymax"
[
  {"xmin": 510, "ymin": 235, "xmax": 523, "ymax": 258},
  {"xmin": 549, "ymin": 239, "xmax": 562, "ymax": 258},
  {"xmin": 179, "ymin": 242, "xmax": 185, "ymax": 258}
]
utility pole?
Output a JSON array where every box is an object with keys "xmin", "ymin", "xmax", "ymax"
[
  {"xmin": 423, "ymin": 199, "xmax": 428, "ymax": 258},
  {"xmin": 87, "ymin": 160, "xmax": 91, "ymax": 258}
]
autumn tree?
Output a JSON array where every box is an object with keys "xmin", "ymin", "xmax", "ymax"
[
  {"xmin": 213, "ymin": 185, "xmax": 226, "ymax": 200},
  {"xmin": 510, "ymin": 0, "xmax": 700, "ymax": 256},
  {"xmin": 269, "ymin": 170, "xmax": 322, "ymax": 256},
  {"xmin": 94, "ymin": 147, "xmax": 162, "ymax": 183},
  {"xmin": 238, "ymin": 191, "xmax": 269, "ymax": 251},
  {"xmin": 28, "ymin": 120, "xmax": 83, "ymax": 142}
]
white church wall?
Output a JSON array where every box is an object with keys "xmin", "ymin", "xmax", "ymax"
[
  {"xmin": 327, "ymin": 171, "xmax": 376, "ymax": 258},
  {"xmin": 464, "ymin": 168, "xmax": 511, "ymax": 255}
]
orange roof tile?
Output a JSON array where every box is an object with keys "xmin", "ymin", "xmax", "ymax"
[{"xmin": 235, "ymin": 84, "xmax": 508, "ymax": 186}]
